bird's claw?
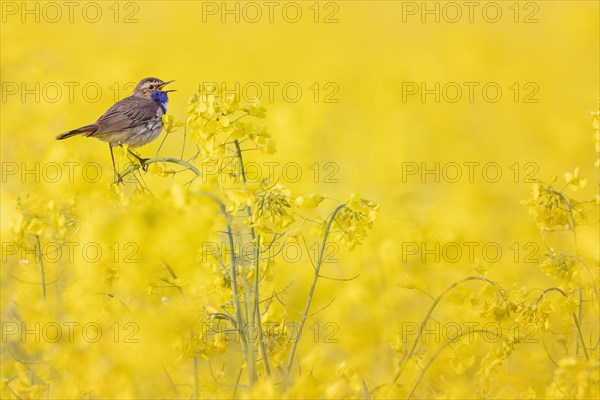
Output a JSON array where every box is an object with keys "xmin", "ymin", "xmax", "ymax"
[
  {"xmin": 127, "ymin": 149, "xmax": 149, "ymax": 172},
  {"xmin": 114, "ymin": 173, "xmax": 124, "ymax": 185},
  {"xmin": 139, "ymin": 158, "xmax": 149, "ymax": 172}
]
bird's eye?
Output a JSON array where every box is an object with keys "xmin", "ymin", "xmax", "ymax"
[{"xmin": 148, "ymin": 85, "xmax": 154, "ymax": 90}]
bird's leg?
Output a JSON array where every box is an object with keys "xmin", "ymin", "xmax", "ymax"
[
  {"xmin": 127, "ymin": 149, "xmax": 149, "ymax": 172},
  {"xmin": 109, "ymin": 145, "xmax": 123, "ymax": 184}
]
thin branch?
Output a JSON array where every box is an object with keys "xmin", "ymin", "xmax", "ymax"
[
  {"xmin": 120, "ymin": 157, "xmax": 201, "ymax": 179},
  {"xmin": 285, "ymin": 204, "xmax": 346, "ymax": 376},
  {"xmin": 406, "ymin": 329, "xmax": 505, "ymax": 399},
  {"xmin": 34, "ymin": 235, "xmax": 46, "ymax": 301},
  {"xmin": 390, "ymin": 276, "xmax": 502, "ymax": 388}
]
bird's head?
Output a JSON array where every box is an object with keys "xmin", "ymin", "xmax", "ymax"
[{"xmin": 134, "ymin": 77, "xmax": 175, "ymax": 99}]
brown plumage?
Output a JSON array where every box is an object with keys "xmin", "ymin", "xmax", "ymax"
[{"xmin": 56, "ymin": 77, "xmax": 175, "ymax": 183}]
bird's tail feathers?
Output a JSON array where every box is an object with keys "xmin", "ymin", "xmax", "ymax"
[{"xmin": 56, "ymin": 125, "xmax": 98, "ymax": 140}]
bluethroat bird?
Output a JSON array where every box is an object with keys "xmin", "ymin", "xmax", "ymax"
[{"xmin": 56, "ymin": 77, "xmax": 175, "ymax": 183}]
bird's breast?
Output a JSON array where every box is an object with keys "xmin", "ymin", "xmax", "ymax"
[{"xmin": 158, "ymin": 100, "xmax": 168, "ymax": 113}]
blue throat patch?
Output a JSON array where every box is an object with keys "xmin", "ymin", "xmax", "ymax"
[{"xmin": 151, "ymin": 91, "xmax": 169, "ymax": 113}]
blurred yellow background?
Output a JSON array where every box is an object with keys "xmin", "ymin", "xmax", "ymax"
[{"xmin": 1, "ymin": 1, "xmax": 598, "ymax": 398}]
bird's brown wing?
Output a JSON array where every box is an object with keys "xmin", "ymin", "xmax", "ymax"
[{"xmin": 88, "ymin": 96, "xmax": 158, "ymax": 136}]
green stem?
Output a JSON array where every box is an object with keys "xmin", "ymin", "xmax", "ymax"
[
  {"xmin": 195, "ymin": 192, "xmax": 248, "ymax": 361},
  {"xmin": 233, "ymin": 140, "xmax": 256, "ymax": 383},
  {"xmin": 405, "ymin": 329, "xmax": 504, "ymax": 399},
  {"xmin": 193, "ymin": 354, "xmax": 200, "ymax": 400},
  {"xmin": 285, "ymin": 204, "xmax": 346, "ymax": 375},
  {"xmin": 576, "ymin": 288, "xmax": 582, "ymax": 357},
  {"xmin": 232, "ymin": 366, "xmax": 244, "ymax": 399},
  {"xmin": 536, "ymin": 286, "xmax": 589, "ymax": 360},
  {"xmin": 253, "ymin": 236, "xmax": 271, "ymax": 376},
  {"xmin": 224, "ymin": 208, "xmax": 248, "ymax": 361},
  {"xmin": 233, "ymin": 139, "xmax": 270, "ymax": 381},
  {"xmin": 119, "ymin": 156, "xmax": 201, "ymax": 179},
  {"xmin": 35, "ymin": 235, "xmax": 46, "ymax": 301},
  {"xmin": 233, "ymin": 140, "xmax": 248, "ymax": 185},
  {"xmin": 571, "ymin": 312, "xmax": 589, "ymax": 360},
  {"xmin": 256, "ymin": 305, "xmax": 271, "ymax": 377},
  {"xmin": 390, "ymin": 276, "xmax": 501, "ymax": 388}
]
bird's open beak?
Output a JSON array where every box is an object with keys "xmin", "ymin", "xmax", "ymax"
[{"xmin": 158, "ymin": 80, "xmax": 176, "ymax": 92}]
